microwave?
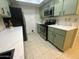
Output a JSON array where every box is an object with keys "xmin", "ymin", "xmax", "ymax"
[
  {"xmin": 44, "ymin": 7, "xmax": 54, "ymax": 17},
  {"xmin": 44, "ymin": 10, "xmax": 49, "ymax": 16}
]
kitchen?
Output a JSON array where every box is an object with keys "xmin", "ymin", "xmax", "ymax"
[{"xmin": 0, "ymin": 0, "xmax": 79, "ymax": 59}]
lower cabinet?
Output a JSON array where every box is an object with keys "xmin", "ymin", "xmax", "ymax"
[
  {"xmin": 48, "ymin": 27, "xmax": 78, "ymax": 51},
  {"xmin": 48, "ymin": 31, "xmax": 54, "ymax": 44},
  {"xmin": 37, "ymin": 24, "xmax": 40, "ymax": 33},
  {"xmin": 54, "ymin": 34, "xmax": 64, "ymax": 50}
]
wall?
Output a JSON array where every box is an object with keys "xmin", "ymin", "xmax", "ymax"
[
  {"xmin": 0, "ymin": 17, "xmax": 5, "ymax": 31},
  {"xmin": 21, "ymin": 5, "xmax": 40, "ymax": 34}
]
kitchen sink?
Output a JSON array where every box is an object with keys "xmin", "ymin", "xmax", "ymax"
[{"xmin": 0, "ymin": 49, "xmax": 15, "ymax": 59}]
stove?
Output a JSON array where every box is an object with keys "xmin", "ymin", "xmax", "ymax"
[{"xmin": 40, "ymin": 19, "xmax": 56, "ymax": 40}]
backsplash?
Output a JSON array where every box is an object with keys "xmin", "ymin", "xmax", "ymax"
[
  {"xmin": 55, "ymin": 16, "xmax": 79, "ymax": 27},
  {"xmin": 42, "ymin": 16, "xmax": 79, "ymax": 27}
]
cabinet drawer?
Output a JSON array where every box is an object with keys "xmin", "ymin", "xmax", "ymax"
[
  {"xmin": 54, "ymin": 34, "xmax": 64, "ymax": 50},
  {"xmin": 48, "ymin": 27, "xmax": 55, "ymax": 31},
  {"xmin": 48, "ymin": 31, "xmax": 54, "ymax": 43},
  {"xmin": 55, "ymin": 28, "xmax": 66, "ymax": 36}
]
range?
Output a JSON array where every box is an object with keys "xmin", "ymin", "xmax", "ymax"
[{"xmin": 38, "ymin": 19, "xmax": 56, "ymax": 40}]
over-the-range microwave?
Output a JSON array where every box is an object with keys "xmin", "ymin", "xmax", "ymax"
[{"xmin": 44, "ymin": 7, "xmax": 54, "ymax": 17}]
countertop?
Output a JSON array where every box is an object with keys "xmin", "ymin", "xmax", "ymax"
[
  {"xmin": 48, "ymin": 25, "xmax": 78, "ymax": 31},
  {"xmin": 0, "ymin": 26, "xmax": 24, "ymax": 59}
]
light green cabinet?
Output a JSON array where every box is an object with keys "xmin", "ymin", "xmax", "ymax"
[
  {"xmin": 63, "ymin": 0, "xmax": 77, "ymax": 15},
  {"xmin": 48, "ymin": 30, "xmax": 54, "ymax": 43},
  {"xmin": 0, "ymin": 0, "xmax": 4, "ymax": 15},
  {"xmin": 48, "ymin": 27, "xmax": 65, "ymax": 50},
  {"xmin": 54, "ymin": 34, "xmax": 64, "ymax": 50},
  {"xmin": 40, "ymin": 0, "xmax": 79, "ymax": 17},
  {"xmin": 54, "ymin": 0, "xmax": 63, "ymax": 16},
  {"xmin": 39, "ymin": 5, "xmax": 45, "ymax": 18},
  {"xmin": 48, "ymin": 27, "xmax": 78, "ymax": 51},
  {"xmin": 54, "ymin": 0, "xmax": 78, "ymax": 15},
  {"xmin": 49, "ymin": 0, "xmax": 55, "ymax": 8},
  {"xmin": 37, "ymin": 24, "xmax": 40, "ymax": 33},
  {"xmin": 0, "ymin": 0, "xmax": 11, "ymax": 17},
  {"xmin": 39, "ymin": 0, "xmax": 55, "ymax": 18}
]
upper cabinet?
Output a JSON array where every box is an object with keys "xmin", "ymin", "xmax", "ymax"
[
  {"xmin": 40, "ymin": 0, "xmax": 79, "ymax": 18},
  {"xmin": 63, "ymin": 0, "xmax": 77, "ymax": 15},
  {"xmin": 0, "ymin": 0, "xmax": 11, "ymax": 17},
  {"xmin": 39, "ymin": 5, "xmax": 45, "ymax": 18},
  {"xmin": 54, "ymin": 0, "xmax": 63, "ymax": 16},
  {"xmin": 50, "ymin": 0, "xmax": 55, "ymax": 8}
]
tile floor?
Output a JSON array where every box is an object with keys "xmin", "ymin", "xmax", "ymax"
[{"xmin": 24, "ymin": 33, "xmax": 79, "ymax": 59}]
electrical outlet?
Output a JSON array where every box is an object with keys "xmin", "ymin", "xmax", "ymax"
[
  {"xmin": 32, "ymin": 30, "xmax": 34, "ymax": 32},
  {"xmin": 74, "ymin": 18, "xmax": 78, "ymax": 22}
]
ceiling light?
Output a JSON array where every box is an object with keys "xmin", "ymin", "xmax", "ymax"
[{"xmin": 16, "ymin": 0, "xmax": 44, "ymax": 4}]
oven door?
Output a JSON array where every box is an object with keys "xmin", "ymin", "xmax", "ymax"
[
  {"xmin": 40, "ymin": 25, "xmax": 46, "ymax": 40},
  {"xmin": 40, "ymin": 25, "xmax": 46, "ymax": 34}
]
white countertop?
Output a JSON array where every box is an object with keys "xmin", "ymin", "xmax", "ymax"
[
  {"xmin": 0, "ymin": 26, "xmax": 24, "ymax": 59},
  {"xmin": 48, "ymin": 25, "xmax": 78, "ymax": 31}
]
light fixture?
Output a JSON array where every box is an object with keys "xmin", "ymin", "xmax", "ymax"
[{"xmin": 16, "ymin": 0, "xmax": 44, "ymax": 4}]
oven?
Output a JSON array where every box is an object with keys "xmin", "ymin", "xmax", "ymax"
[
  {"xmin": 40, "ymin": 24, "xmax": 47, "ymax": 39},
  {"xmin": 37, "ymin": 19, "xmax": 56, "ymax": 40},
  {"xmin": 39, "ymin": 19, "xmax": 56, "ymax": 40}
]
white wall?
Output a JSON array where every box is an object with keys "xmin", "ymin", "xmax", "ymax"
[{"xmin": 21, "ymin": 5, "xmax": 40, "ymax": 34}]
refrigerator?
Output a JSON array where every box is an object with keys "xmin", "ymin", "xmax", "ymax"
[{"xmin": 3, "ymin": 6, "xmax": 27, "ymax": 41}]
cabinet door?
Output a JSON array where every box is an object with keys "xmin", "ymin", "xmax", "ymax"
[
  {"xmin": 63, "ymin": 0, "xmax": 77, "ymax": 15},
  {"xmin": 0, "ymin": 0, "xmax": 1, "ymax": 14},
  {"xmin": 54, "ymin": 0, "xmax": 63, "ymax": 16},
  {"xmin": 1, "ymin": 0, "xmax": 6, "ymax": 16},
  {"xmin": 39, "ymin": 6, "xmax": 44, "ymax": 18},
  {"xmin": 76, "ymin": 0, "xmax": 79, "ymax": 15},
  {"xmin": 54, "ymin": 34, "xmax": 64, "ymax": 50},
  {"xmin": 37, "ymin": 24, "xmax": 40, "ymax": 33},
  {"xmin": 0, "ymin": 3, "xmax": 2, "ymax": 15},
  {"xmin": 0, "ymin": 0, "xmax": 4, "ymax": 15},
  {"xmin": 50, "ymin": 0, "xmax": 55, "ymax": 8},
  {"xmin": 48, "ymin": 31, "xmax": 54, "ymax": 43},
  {"xmin": 0, "ymin": 0, "xmax": 11, "ymax": 17},
  {"xmin": 3, "ymin": 0, "xmax": 11, "ymax": 17}
]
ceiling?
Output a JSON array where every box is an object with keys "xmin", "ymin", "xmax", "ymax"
[{"xmin": 10, "ymin": 0, "xmax": 49, "ymax": 7}]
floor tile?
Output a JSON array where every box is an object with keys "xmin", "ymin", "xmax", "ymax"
[{"xmin": 24, "ymin": 33, "xmax": 79, "ymax": 59}]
